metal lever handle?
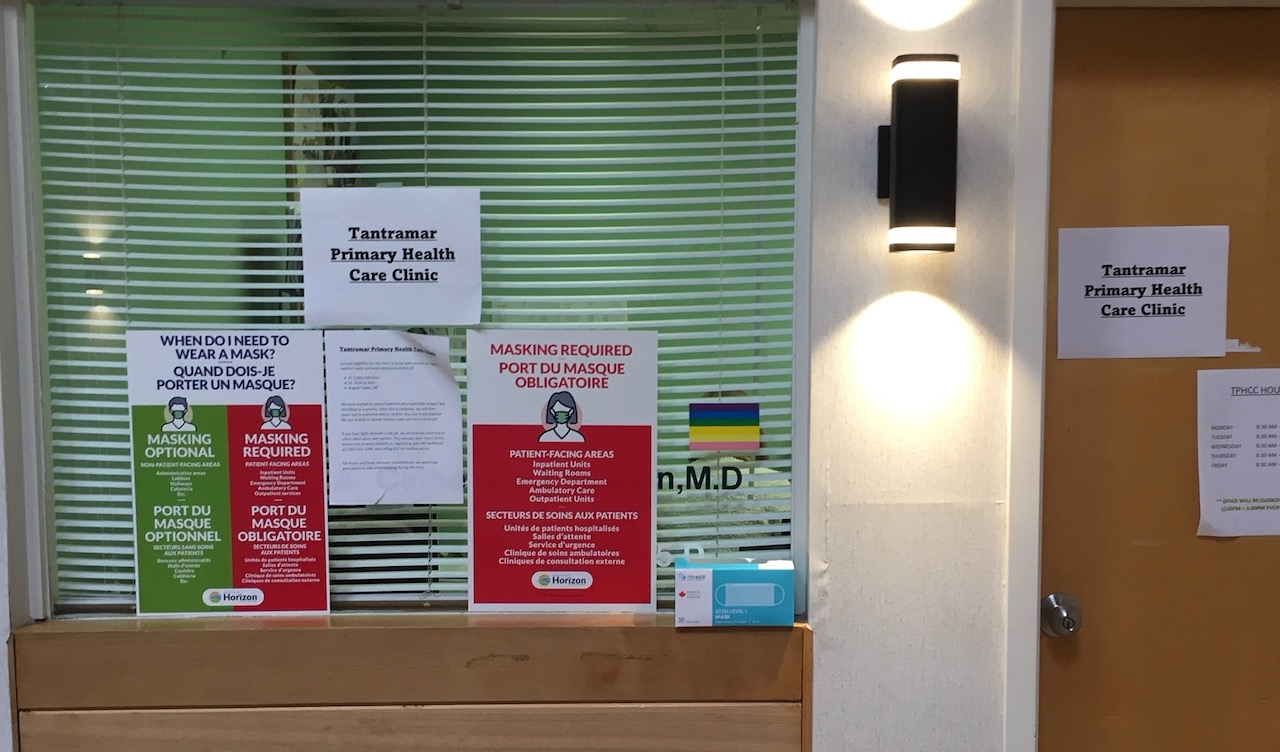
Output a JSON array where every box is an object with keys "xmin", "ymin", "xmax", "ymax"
[{"xmin": 1040, "ymin": 593, "xmax": 1082, "ymax": 637}]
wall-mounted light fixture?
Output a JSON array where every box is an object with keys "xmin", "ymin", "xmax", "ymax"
[{"xmin": 877, "ymin": 54, "xmax": 959, "ymax": 253}]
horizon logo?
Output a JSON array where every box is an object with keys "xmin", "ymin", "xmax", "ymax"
[
  {"xmin": 530, "ymin": 571, "xmax": 593, "ymax": 589},
  {"xmin": 202, "ymin": 588, "xmax": 265, "ymax": 606}
]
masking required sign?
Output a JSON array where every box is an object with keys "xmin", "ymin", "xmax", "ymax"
[
  {"xmin": 126, "ymin": 330, "xmax": 328, "ymax": 615},
  {"xmin": 466, "ymin": 329, "xmax": 658, "ymax": 612}
]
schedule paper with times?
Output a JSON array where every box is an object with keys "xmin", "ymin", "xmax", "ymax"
[{"xmin": 1197, "ymin": 369, "xmax": 1280, "ymax": 536}]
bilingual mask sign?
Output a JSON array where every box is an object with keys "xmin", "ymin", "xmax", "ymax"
[
  {"xmin": 126, "ymin": 330, "xmax": 329, "ymax": 615},
  {"xmin": 466, "ymin": 329, "xmax": 658, "ymax": 613}
]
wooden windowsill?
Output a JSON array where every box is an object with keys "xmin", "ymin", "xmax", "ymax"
[
  {"xmin": 12, "ymin": 615, "xmax": 811, "ymax": 711},
  {"xmin": 13, "ymin": 616, "xmax": 812, "ymax": 752},
  {"xmin": 16, "ymin": 611, "xmax": 679, "ymax": 634}
]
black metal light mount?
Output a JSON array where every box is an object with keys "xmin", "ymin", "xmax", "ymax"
[{"xmin": 877, "ymin": 54, "xmax": 960, "ymax": 253}]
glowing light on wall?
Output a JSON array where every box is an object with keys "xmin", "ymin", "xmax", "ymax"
[
  {"xmin": 847, "ymin": 291, "xmax": 976, "ymax": 420},
  {"xmin": 861, "ymin": 0, "xmax": 970, "ymax": 31}
]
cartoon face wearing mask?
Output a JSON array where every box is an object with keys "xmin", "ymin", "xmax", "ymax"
[
  {"xmin": 538, "ymin": 390, "xmax": 585, "ymax": 443},
  {"xmin": 261, "ymin": 395, "xmax": 291, "ymax": 430},
  {"xmin": 551, "ymin": 403, "xmax": 573, "ymax": 424},
  {"xmin": 163, "ymin": 396, "xmax": 195, "ymax": 431}
]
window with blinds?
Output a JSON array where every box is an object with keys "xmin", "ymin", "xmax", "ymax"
[{"xmin": 33, "ymin": 3, "xmax": 800, "ymax": 612}]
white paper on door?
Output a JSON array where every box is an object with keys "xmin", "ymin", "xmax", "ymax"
[
  {"xmin": 1058, "ymin": 226, "xmax": 1228, "ymax": 359},
  {"xmin": 1197, "ymin": 368, "xmax": 1280, "ymax": 536}
]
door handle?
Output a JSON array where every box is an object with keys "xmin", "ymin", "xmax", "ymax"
[{"xmin": 1040, "ymin": 593, "xmax": 1082, "ymax": 637}]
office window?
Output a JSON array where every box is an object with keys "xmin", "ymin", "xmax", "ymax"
[{"xmin": 33, "ymin": 3, "xmax": 799, "ymax": 612}]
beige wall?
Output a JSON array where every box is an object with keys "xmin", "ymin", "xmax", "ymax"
[{"xmin": 807, "ymin": 0, "xmax": 1036, "ymax": 749}]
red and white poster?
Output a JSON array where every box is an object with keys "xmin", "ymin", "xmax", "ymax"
[
  {"xmin": 467, "ymin": 329, "xmax": 658, "ymax": 612},
  {"xmin": 225, "ymin": 398, "xmax": 328, "ymax": 612}
]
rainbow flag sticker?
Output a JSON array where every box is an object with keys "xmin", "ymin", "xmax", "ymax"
[{"xmin": 688, "ymin": 402, "xmax": 760, "ymax": 451}]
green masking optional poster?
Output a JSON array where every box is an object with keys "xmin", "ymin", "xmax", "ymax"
[
  {"xmin": 131, "ymin": 403, "xmax": 233, "ymax": 612},
  {"xmin": 127, "ymin": 329, "xmax": 328, "ymax": 615}
]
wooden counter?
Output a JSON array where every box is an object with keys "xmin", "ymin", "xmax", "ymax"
[{"xmin": 12, "ymin": 614, "xmax": 811, "ymax": 751}]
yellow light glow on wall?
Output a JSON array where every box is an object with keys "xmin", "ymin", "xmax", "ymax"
[
  {"xmin": 861, "ymin": 0, "xmax": 970, "ymax": 31},
  {"xmin": 847, "ymin": 291, "xmax": 976, "ymax": 421}
]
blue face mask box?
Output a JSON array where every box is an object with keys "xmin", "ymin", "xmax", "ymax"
[{"xmin": 674, "ymin": 557, "xmax": 795, "ymax": 627}]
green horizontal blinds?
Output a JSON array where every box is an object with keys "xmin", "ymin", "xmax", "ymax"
[{"xmin": 33, "ymin": 3, "xmax": 799, "ymax": 612}]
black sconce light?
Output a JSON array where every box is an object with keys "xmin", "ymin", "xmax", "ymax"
[{"xmin": 877, "ymin": 54, "xmax": 959, "ymax": 253}]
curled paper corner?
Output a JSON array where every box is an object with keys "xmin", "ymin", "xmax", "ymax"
[{"xmin": 1226, "ymin": 339, "xmax": 1262, "ymax": 353}]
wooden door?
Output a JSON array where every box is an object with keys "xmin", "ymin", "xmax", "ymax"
[{"xmin": 1042, "ymin": 9, "xmax": 1280, "ymax": 750}]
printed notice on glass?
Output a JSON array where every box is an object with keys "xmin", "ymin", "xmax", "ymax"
[
  {"xmin": 467, "ymin": 329, "xmax": 658, "ymax": 613},
  {"xmin": 1058, "ymin": 226, "xmax": 1228, "ymax": 359},
  {"xmin": 301, "ymin": 187, "xmax": 481, "ymax": 327},
  {"xmin": 126, "ymin": 330, "xmax": 329, "ymax": 615},
  {"xmin": 1197, "ymin": 369, "xmax": 1280, "ymax": 536},
  {"xmin": 324, "ymin": 330, "xmax": 463, "ymax": 506}
]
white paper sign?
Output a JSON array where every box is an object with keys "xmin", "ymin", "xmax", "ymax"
[
  {"xmin": 1197, "ymin": 369, "xmax": 1280, "ymax": 536},
  {"xmin": 302, "ymin": 187, "xmax": 481, "ymax": 326},
  {"xmin": 323, "ymin": 330, "xmax": 463, "ymax": 505},
  {"xmin": 127, "ymin": 329, "xmax": 325, "ymax": 404},
  {"xmin": 1058, "ymin": 226, "xmax": 1228, "ymax": 359},
  {"xmin": 466, "ymin": 329, "xmax": 658, "ymax": 613}
]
